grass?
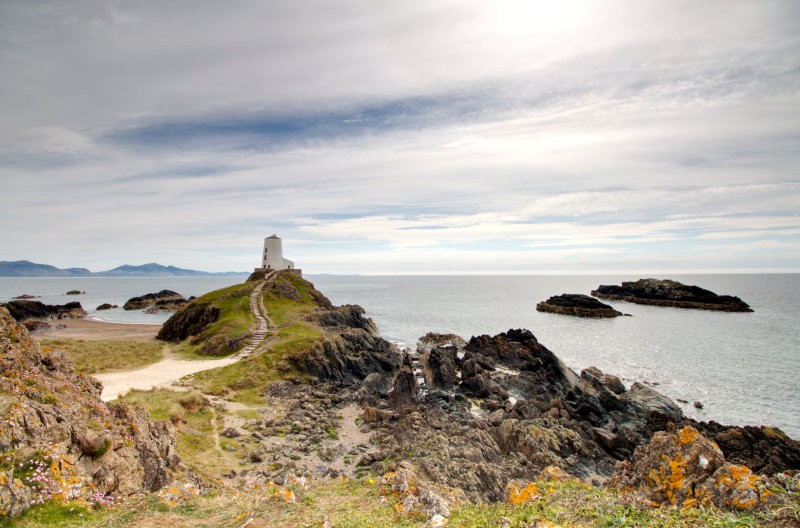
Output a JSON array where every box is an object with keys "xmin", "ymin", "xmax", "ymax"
[
  {"xmin": 37, "ymin": 338, "xmax": 164, "ymax": 374},
  {"xmin": 9, "ymin": 474, "xmax": 798, "ymax": 528},
  {"xmin": 115, "ymin": 387, "xmax": 241, "ymax": 481}
]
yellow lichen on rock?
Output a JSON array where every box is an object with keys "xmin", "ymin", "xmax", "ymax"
[
  {"xmin": 609, "ymin": 426, "xmax": 774, "ymax": 512},
  {"xmin": 506, "ymin": 482, "xmax": 539, "ymax": 505}
]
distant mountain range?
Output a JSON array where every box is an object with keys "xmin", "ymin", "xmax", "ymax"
[{"xmin": 0, "ymin": 260, "xmax": 248, "ymax": 277}]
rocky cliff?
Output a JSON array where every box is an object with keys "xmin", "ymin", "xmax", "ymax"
[{"xmin": 0, "ymin": 308, "xmax": 179, "ymax": 518}]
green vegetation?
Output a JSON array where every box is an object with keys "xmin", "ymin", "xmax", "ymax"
[
  {"xmin": 37, "ymin": 338, "xmax": 163, "ymax": 374},
  {"xmin": 184, "ymin": 274, "xmax": 325, "ymax": 405},
  {"xmin": 9, "ymin": 474, "xmax": 798, "ymax": 528},
  {"xmin": 116, "ymin": 387, "xmax": 241, "ymax": 480}
]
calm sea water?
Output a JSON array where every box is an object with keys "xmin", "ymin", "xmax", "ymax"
[{"xmin": 1, "ymin": 274, "xmax": 798, "ymax": 438}]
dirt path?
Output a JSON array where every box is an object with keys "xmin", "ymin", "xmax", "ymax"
[
  {"xmin": 95, "ymin": 349, "xmax": 238, "ymax": 401},
  {"xmin": 96, "ymin": 279, "xmax": 273, "ymax": 401}
]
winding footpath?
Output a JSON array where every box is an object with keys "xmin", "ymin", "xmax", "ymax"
[
  {"xmin": 96, "ymin": 277, "xmax": 273, "ymax": 401},
  {"xmin": 233, "ymin": 274, "xmax": 274, "ymax": 359}
]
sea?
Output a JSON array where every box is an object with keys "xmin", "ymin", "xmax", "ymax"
[{"xmin": 1, "ymin": 274, "xmax": 798, "ymax": 439}]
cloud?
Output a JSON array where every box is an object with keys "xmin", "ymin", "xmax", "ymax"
[{"xmin": 0, "ymin": 1, "xmax": 798, "ymax": 272}]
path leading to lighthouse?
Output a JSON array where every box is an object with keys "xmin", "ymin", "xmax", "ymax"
[{"xmin": 96, "ymin": 277, "xmax": 273, "ymax": 401}]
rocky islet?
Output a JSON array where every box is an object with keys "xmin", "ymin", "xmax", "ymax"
[
  {"xmin": 536, "ymin": 293, "xmax": 624, "ymax": 318},
  {"xmin": 591, "ymin": 278, "xmax": 753, "ymax": 312}
]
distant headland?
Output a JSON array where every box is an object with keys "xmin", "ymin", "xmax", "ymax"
[{"xmin": 0, "ymin": 260, "xmax": 248, "ymax": 277}]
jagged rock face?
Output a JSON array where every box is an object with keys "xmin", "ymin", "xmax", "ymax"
[
  {"xmin": 157, "ymin": 303, "xmax": 221, "ymax": 342},
  {"xmin": 0, "ymin": 309, "xmax": 178, "ymax": 517},
  {"xmin": 465, "ymin": 329, "xmax": 578, "ymax": 392},
  {"xmin": 317, "ymin": 305, "xmax": 378, "ymax": 334},
  {"xmin": 591, "ymin": 278, "xmax": 752, "ymax": 312},
  {"xmin": 295, "ymin": 332, "xmax": 401, "ymax": 387},
  {"xmin": 123, "ymin": 290, "xmax": 184, "ymax": 310},
  {"xmin": 1, "ymin": 300, "xmax": 86, "ymax": 322},
  {"xmin": 673, "ymin": 421, "xmax": 800, "ymax": 475},
  {"xmin": 536, "ymin": 294, "xmax": 622, "ymax": 318}
]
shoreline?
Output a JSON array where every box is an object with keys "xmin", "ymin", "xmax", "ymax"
[{"xmin": 34, "ymin": 317, "xmax": 162, "ymax": 341}]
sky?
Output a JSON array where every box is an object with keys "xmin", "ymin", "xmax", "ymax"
[{"xmin": 1, "ymin": 1, "xmax": 798, "ymax": 274}]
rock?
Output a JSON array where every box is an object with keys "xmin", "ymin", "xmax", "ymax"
[
  {"xmin": 66, "ymin": 290, "xmax": 84, "ymax": 295},
  {"xmin": 13, "ymin": 294, "xmax": 37, "ymax": 299},
  {"xmin": 221, "ymin": 427, "xmax": 242, "ymax": 438},
  {"xmin": 389, "ymin": 353, "xmax": 419, "ymax": 411},
  {"xmin": 157, "ymin": 303, "xmax": 221, "ymax": 342},
  {"xmin": 603, "ymin": 374, "xmax": 625, "ymax": 394},
  {"xmin": 1, "ymin": 299, "xmax": 86, "ymax": 322},
  {"xmin": 591, "ymin": 278, "xmax": 752, "ymax": 312},
  {"xmin": 694, "ymin": 401, "xmax": 703, "ymax": 409},
  {"xmin": 622, "ymin": 382, "xmax": 683, "ymax": 419},
  {"xmin": 23, "ymin": 320, "xmax": 52, "ymax": 333},
  {"xmin": 292, "ymin": 331, "xmax": 401, "ymax": 387},
  {"xmin": 685, "ymin": 421, "xmax": 800, "ymax": 475},
  {"xmin": 123, "ymin": 290, "xmax": 184, "ymax": 310},
  {"xmin": 96, "ymin": 303, "xmax": 118, "ymax": 310},
  {"xmin": 610, "ymin": 426, "xmax": 774, "ymax": 510},
  {"xmin": 536, "ymin": 294, "xmax": 622, "ymax": 318},
  {"xmin": 144, "ymin": 298, "xmax": 189, "ymax": 314},
  {"xmin": 317, "ymin": 304, "xmax": 378, "ymax": 333},
  {"xmin": 0, "ymin": 308, "xmax": 179, "ymax": 517},
  {"xmin": 422, "ymin": 344, "xmax": 458, "ymax": 390},
  {"xmin": 381, "ymin": 462, "xmax": 454, "ymax": 520}
]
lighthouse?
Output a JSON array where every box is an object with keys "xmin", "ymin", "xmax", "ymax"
[{"xmin": 259, "ymin": 234, "xmax": 300, "ymax": 276}]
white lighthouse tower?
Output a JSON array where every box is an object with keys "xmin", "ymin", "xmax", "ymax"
[{"xmin": 260, "ymin": 234, "xmax": 299, "ymax": 275}]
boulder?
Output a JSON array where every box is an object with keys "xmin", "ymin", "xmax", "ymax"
[
  {"xmin": 96, "ymin": 303, "xmax": 118, "ymax": 310},
  {"xmin": 536, "ymin": 294, "xmax": 622, "ymax": 318},
  {"xmin": 591, "ymin": 278, "xmax": 752, "ymax": 312},
  {"xmin": 610, "ymin": 426, "xmax": 774, "ymax": 510}
]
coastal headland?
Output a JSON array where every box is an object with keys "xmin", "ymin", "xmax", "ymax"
[{"xmin": 1, "ymin": 271, "xmax": 797, "ymax": 527}]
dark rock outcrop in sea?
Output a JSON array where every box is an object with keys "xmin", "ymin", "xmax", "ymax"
[
  {"xmin": 0, "ymin": 299, "xmax": 86, "ymax": 322},
  {"xmin": 591, "ymin": 278, "xmax": 752, "ymax": 312},
  {"xmin": 536, "ymin": 294, "xmax": 623, "ymax": 318},
  {"xmin": 123, "ymin": 289, "xmax": 185, "ymax": 310},
  {"xmin": 0, "ymin": 308, "xmax": 179, "ymax": 518},
  {"xmin": 97, "ymin": 303, "xmax": 118, "ymax": 310}
]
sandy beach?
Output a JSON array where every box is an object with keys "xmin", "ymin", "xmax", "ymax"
[
  {"xmin": 32, "ymin": 317, "xmax": 238, "ymax": 400},
  {"xmin": 40, "ymin": 318, "xmax": 162, "ymax": 341}
]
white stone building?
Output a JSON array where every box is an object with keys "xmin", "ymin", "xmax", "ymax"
[{"xmin": 260, "ymin": 234, "xmax": 299, "ymax": 274}]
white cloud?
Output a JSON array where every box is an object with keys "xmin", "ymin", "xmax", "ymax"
[{"xmin": 0, "ymin": 1, "xmax": 798, "ymax": 272}]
